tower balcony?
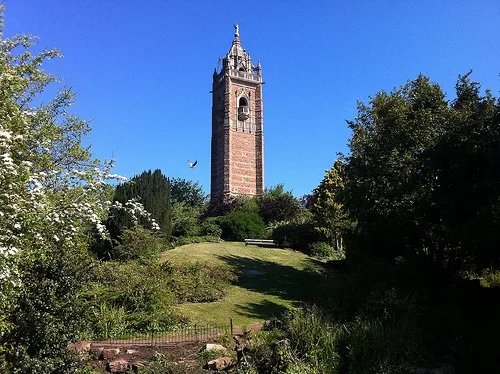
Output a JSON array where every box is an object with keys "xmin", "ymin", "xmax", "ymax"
[
  {"xmin": 238, "ymin": 106, "xmax": 250, "ymax": 121},
  {"xmin": 229, "ymin": 69, "xmax": 261, "ymax": 83}
]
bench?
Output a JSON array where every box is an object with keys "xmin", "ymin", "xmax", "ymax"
[{"xmin": 244, "ymin": 239, "xmax": 277, "ymax": 247}]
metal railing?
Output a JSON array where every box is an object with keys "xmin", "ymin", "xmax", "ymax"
[{"xmin": 92, "ymin": 321, "xmax": 233, "ymax": 346}]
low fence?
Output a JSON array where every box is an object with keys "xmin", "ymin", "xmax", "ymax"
[{"xmin": 92, "ymin": 320, "xmax": 233, "ymax": 346}]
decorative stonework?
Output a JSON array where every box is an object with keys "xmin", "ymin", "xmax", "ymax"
[{"xmin": 210, "ymin": 25, "xmax": 264, "ymax": 202}]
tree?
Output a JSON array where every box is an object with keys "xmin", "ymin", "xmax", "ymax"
[
  {"xmin": 0, "ymin": 12, "xmax": 130, "ymax": 371},
  {"xmin": 343, "ymin": 73, "xmax": 500, "ymax": 272},
  {"xmin": 170, "ymin": 177, "xmax": 208, "ymax": 209},
  {"xmin": 311, "ymin": 160, "xmax": 352, "ymax": 252},
  {"xmin": 258, "ymin": 184, "xmax": 300, "ymax": 224},
  {"xmin": 108, "ymin": 169, "xmax": 171, "ymax": 241}
]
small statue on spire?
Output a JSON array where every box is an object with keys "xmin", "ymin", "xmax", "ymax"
[{"xmin": 234, "ymin": 23, "xmax": 239, "ymax": 37}]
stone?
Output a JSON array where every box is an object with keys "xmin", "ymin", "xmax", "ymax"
[
  {"xmin": 107, "ymin": 359, "xmax": 129, "ymax": 373},
  {"xmin": 89, "ymin": 347, "xmax": 104, "ymax": 360},
  {"xmin": 102, "ymin": 348, "xmax": 120, "ymax": 360},
  {"xmin": 205, "ymin": 357, "xmax": 235, "ymax": 371},
  {"xmin": 125, "ymin": 349, "xmax": 138, "ymax": 355},
  {"xmin": 203, "ymin": 343, "xmax": 227, "ymax": 352},
  {"xmin": 67, "ymin": 341, "xmax": 91, "ymax": 354}
]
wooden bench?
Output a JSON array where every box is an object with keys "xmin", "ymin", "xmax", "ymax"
[{"xmin": 244, "ymin": 239, "xmax": 277, "ymax": 247}]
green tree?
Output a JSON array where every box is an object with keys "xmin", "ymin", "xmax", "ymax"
[
  {"xmin": 170, "ymin": 177, "xmax": 208, "ymax": 208},
  {"xmin": 171, "ymin": 202, "xmax": 199, "ymax": 238},
  {"xmin": 108, "ymin": 169, "xmax": 172, "ymax": 241},
  {"xmin": 311, "ymin": 160, "xmax": 351, "ymax": 252},
  {"xmin": 218, "ymin": 211, "xmax": 266, "ymax": 241},
  {"xmin": 343, "ymin": 73, "xmax": 500, "ymax": 272},
  {"xmin": 258, "ymin": 184, "xmax": 300, "ymax": 224},
  {"xmin": 0, "ymin": 12, "xmax": 131, "ymax": 372}
]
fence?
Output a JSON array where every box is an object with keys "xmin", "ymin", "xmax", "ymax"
[{"xmin": 92, "ymin": 320, "xmax": 233, "ymax": 346}]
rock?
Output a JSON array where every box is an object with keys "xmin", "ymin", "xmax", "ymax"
[
  {"xmin": 90, "ymin": 347, "xmax": 104, "ymax": 360},
  {"xmin": 125, "ymin": 349, "xmax": 138, "ymax": 355},
  {"xmin": 205, "ymin": 357, "xmax": 235, "ymax": 371},
  {"xmin": 102, "ymin": 348, "xmax": 120, "ymax": 360},
  {"xmin": 107, "ymin": 358, "xmax": 129, "ymax": 373},
  {"xmin": 107, "ymin": 359, "xmax": 129, "ymax": 373},
  {"xmin": 67, "ymin": 341, "xmax": 91, "ymax": 354},
  {"xmin": 130, "ymin": 361, "xmax": 147, "ymax": 374},
  {"xmin": 203, "ymin": 343, "xmax": 227, "ymax": 352}
]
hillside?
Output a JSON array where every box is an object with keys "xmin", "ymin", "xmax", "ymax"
[{"xmin": 161, "ymin": 242, "xmax": 326, "ymax": 327}]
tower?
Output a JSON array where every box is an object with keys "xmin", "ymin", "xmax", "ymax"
[{"xmin": 210, "ymin": 24, "xmax": 264, "ymax": 202}]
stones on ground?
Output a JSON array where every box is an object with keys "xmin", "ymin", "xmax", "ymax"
[
  {"xmin": 205, "ymin": 357, "xmax": 235, "ymax": 371},
  {"xmin": 102, "ymin": 348, "xmax": 121, "ymax": 360},
  {"xmin": 125, "ymin": 349, "xmax": 138, "ymax": 355},
  {"xmin": 67, "ymin": 341, "xmax": 91, "ymax": 356},
  {"xmin": 107, "ymin": 358, "xmax": 128, "ymax": 373},
  {"xmin": 203, "ymin": 343, "xmax": 227, "ymax": 352}
]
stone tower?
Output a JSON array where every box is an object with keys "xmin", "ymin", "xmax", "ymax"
[{"xmin": 210, "ymin": 24, "xmax": 264, "ymax": 202}]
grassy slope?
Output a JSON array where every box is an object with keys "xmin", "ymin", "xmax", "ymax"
[{"xmin": 161, "ymin": 242, "xmax": 325, "ymax": 327}]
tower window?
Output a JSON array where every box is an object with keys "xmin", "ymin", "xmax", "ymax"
[{"xmin": 239, "ymin": 97, "xmax": 248, "ymax": 107}]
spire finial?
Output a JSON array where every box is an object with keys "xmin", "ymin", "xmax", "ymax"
[{"xmin": 233, "ymin": 23, "xmax": 239, "ymax": 37}]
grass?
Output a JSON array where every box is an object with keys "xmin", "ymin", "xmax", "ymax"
[{"xmin": 161, "ymin": 242, "xmax": 325, "ymax": 327}]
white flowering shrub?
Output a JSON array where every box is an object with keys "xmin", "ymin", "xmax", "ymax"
[{"xmin": 0, "ymin": 9, "xmax": 155, "ymax": 372}]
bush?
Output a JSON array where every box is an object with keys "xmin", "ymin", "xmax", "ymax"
[
  {"xmin": 199, "ymin": 220, "xmax": 223, "ymax": 238},
  {"xmin": 174, "ymin": 236, "xmax": 221, "ymax": 246},
  {"xmin": 480, "ymin": 269, "xmax": 500, "ymax": 288},
  {"xmin": 272, "ymin": 222, "xmax": 324, "ymax": 250},
  {"xmin": 112, "ymin": 226, "xmax": 167, "ymax": 261},
  {"xmin": 308, "ymin": 241, "xmax": 334, "ymax": 259},
  {"xmin": 168, "ymin": 263, "xmax": 235, "ymax": 303},
  {"xmin": 218, "ymin": 211, "xmax": 266, "ymax": 241}
]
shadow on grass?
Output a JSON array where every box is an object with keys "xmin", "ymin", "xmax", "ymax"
[
  {"xmin": 217, "ymin": 254, "xmax": 326, "ymax": 308},
  {"xmin": 235, "ymin": 299, "xmax": 290, "ymax": 321}
]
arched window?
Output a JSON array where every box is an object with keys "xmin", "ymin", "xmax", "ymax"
[
  {"xmin": 239, "ymin": 97, "xmax": 248, "ymax": 107},
  {"xmin": 238, "ymin": 96, "xmax": 250, "ymax": 122}
]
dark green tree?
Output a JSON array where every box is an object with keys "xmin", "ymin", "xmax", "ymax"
[
  {"xmin": 311, "ymin": 160, "xmax": 352, "ymax": 252},
  {"xmin": 343, "ymin": 73, "xmax": 500, "ymax": 272},
  {"xmin": 258, "ymin": 184, "xmax": 300, "ymax": 224},
  {"xmin": 170, "ymin": 178, "xmax": 208, "ymax": 209},
  {"xmin": 108, "ymin": 169, "xmax": 172, "ymax": 241}
]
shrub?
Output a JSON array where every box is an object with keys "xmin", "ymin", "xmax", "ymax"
[
  {"xmin": 308, "ymin": 241, "xmax": 334, "ymax": 259},
  {"xmin": 480, "ymin": 269, "xmax": 500, "ymax": 288},
  {"xmin": 199, "ymin": 220, "xmax": 223, "ymax": 238},
  {"xmin": 174, "ymin": 236, "xmax": 221, "ymax": 246},
  {"xmin": 168, "ymin": 263, "xmax": 235, "ymax": 303},
  {"xmin": 111, "ymin": 226, "xmax": 167, "ymax": 261},
  {"xmin": 217, "ymin": 211, "xmax": 266, "ymax": 241},
  {"xmin": 272, "ymin": 222, "xmax": 324, "ymax": 250}
]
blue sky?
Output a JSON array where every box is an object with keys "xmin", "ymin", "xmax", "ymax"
[{"xmin": 2, "ymin": 1, "xmax": 499, "ymax": 197}]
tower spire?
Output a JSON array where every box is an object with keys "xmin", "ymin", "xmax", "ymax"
[{"xmin": 233, "ymin": 23, "xmax": 239, "ymax": 38}]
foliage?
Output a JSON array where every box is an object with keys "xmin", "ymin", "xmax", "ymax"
[
  {"xmin": 203, "ymin": 195, "xmax": 253, "ymax": 217},
  {"xmin": 480, "ymin": 269, "xmax": 500, "ymax": 288},
  {"xmin": 199, "ymin": 219, "xmax": 223, "ymax": 238},
  {"xmin": 170, "ymin": 177, "xmax": 208, "ymax": 209},
  {"xmin": 171, "ymin": 202, "xmax": 199, "ymax": 238},
  {"xmin": 343, "ymin": 73, "xmax": 500, "ymax": 272},
  {"xmin": 258, "ymin": 184, "xmax": 300, "ymax": 224},
  {"xmin": 0, "ymin": 13, "xmax": 154, "ymax": 373},
  {"xmin": 245, "ymin": 262, "xmax": 461, "ymax": 374},
  {"xmin": 174, "ymin": 235, "xmax": 221, "ymax": 247},
  {"xmin": 217, "ymin": 211, "xmax": 266, "ymax": 241},
  {"xmin": 308, "ymin": 242, "xmax": 334, "ymax": 259},
  {"xmin": 108, "ymin": 169, "xmax": 171, "ymax": 240},
  {"xmin": 111, "ymin": 226, "xmax": 166, "ymax": 261},
  {"xmin": 271, "ymin": 221, "xmax": 324, "ymax": 250},
  {"xmin": 168, "ymin": 262, "xmax": 235, "ymax": 303},
  {"xmin": 311, "ymin": 160, "xmax": 353, "ymax": 252}
]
